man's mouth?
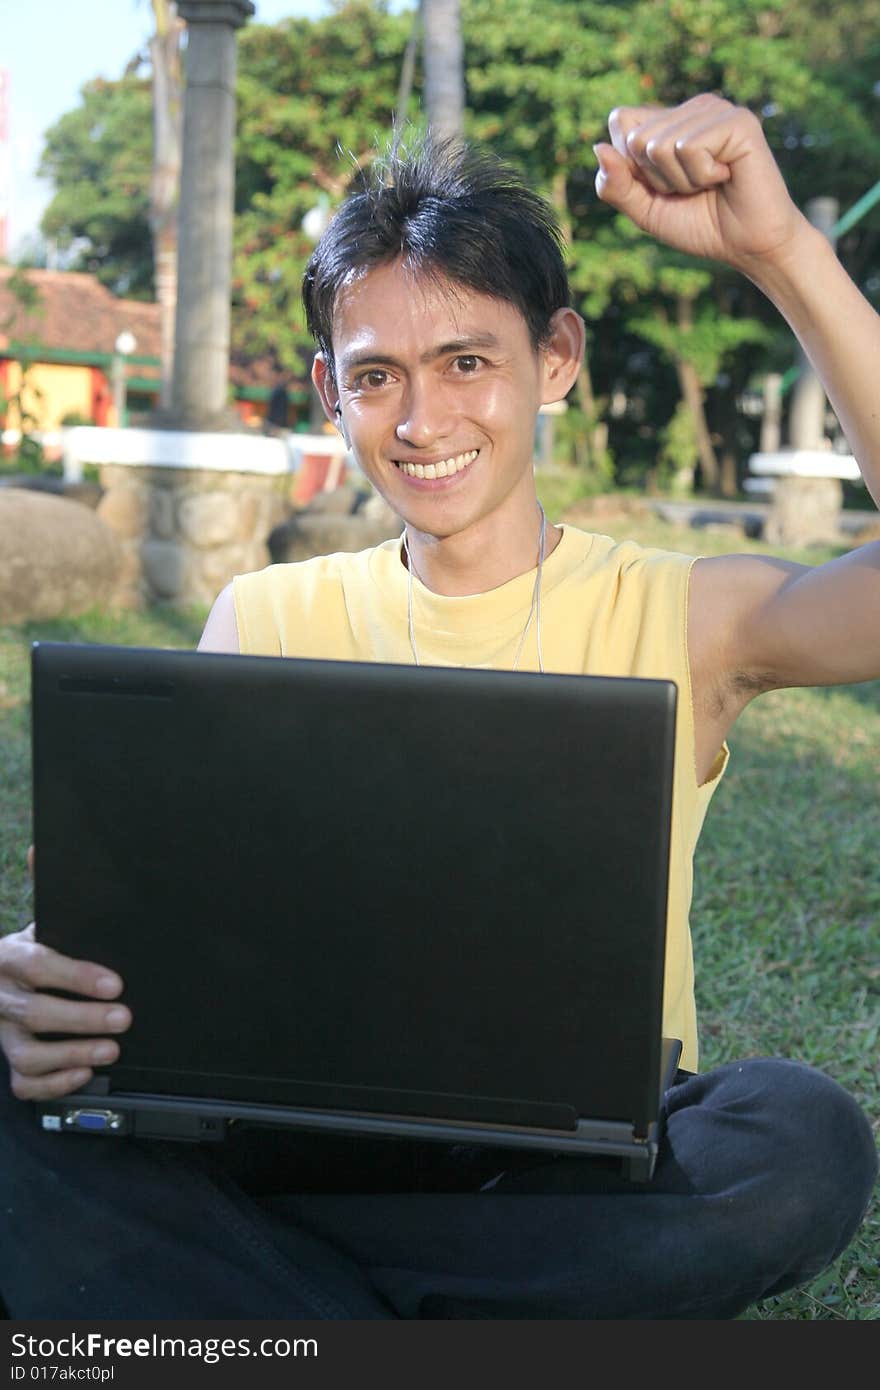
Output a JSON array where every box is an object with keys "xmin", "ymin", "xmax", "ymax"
[{"xmin": 392, "ymin": 448, "xmax": 479, "ymax": 480}]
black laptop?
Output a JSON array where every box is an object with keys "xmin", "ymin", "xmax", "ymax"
[{"xmin": 30, "ymin": 641, "xmax": 681, "ymax": 1182}]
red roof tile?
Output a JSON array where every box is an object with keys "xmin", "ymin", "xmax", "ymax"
[
  {"xmin": 0, "ymin": 268, "xmax": 161, "ymax": 361},
  {"xmin": 0, "ymin": 268, "xmax": 301, "ymax": 393}
]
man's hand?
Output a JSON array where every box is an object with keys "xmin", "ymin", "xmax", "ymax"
[
  {"xmin": 0, "ymin": 847, "xmax": 131, "ymax": 1100},
  {"xmin": 594, "ymin": 93, "xmax": 806, "ymax": 273}
]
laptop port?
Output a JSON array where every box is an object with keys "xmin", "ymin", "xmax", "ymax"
[{"xmin": 63, "ymin": 1108, "xmax": 125, "ymax": 1134}]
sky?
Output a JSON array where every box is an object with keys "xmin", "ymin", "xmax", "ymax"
[{"xmin": 2, "ymin": 0, "xmax": 397, "ymax": 258}]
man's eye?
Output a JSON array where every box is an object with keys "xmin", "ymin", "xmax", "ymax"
[
  {"xmin": 454, "ymin": 356, "xmax": 481, "ymax": 373},
  {"xmin": 359, "ymin": 370, "xmax": 389, "ymax": 389}
]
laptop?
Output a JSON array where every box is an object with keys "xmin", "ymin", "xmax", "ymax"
[{"xmin": 30, "ymin": 640, "xmax": 681, "ymax": 1182}]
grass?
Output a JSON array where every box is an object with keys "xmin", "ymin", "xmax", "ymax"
[{"xmin": 1, "ymin": 502, "xmax": 877, "ymax": 1320}]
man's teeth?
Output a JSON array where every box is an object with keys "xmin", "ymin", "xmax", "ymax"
[{"xmin": 395, "ymin": 449, "xmax": 478, "ymax": 480}]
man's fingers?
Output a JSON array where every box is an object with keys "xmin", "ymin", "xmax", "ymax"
[
  {"xmin": 607, "ymin": 103, "xmax": 667, "ymax": 152},
  {"xmin": 0, "ymin": 930, "xmax": 124, "ymax": 1000},
  {"xmin": 10, "ymin": 1066, "xmax": 94, "ymax": 1102},
  {"xmin": 622, "ymin": 113, "xmax": 680, "ymax": 193},
  {"xmin": 3, "ymin": 1026, "xmax": 120, "ymax": 1079},
  {"xmin": 634, "ymin": 112, "xmax": 730, "ymax": 195},
  {"xmin": 0, "ymin": 983, "xmax": 131, "ymax": 1038},
  {"xmin": 594, "ymin": 143, "xmax": 658, "ymax": 224},
  {"xmin": 607, "ymin": 96, "xmax": 739, "ymax": 196},
  {"xmin": 672, "ymin": 123, "xmax": 734, "ymax": 190}
]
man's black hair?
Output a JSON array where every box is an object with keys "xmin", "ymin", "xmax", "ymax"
[{"xmin": 302, "ymin": 134, "xmax": 571, "ymax": 379}]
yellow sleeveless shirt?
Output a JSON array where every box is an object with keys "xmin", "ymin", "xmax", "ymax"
[{"xmin": 232, "ymin": 523, "xmax": 728, "ymax": 1072}]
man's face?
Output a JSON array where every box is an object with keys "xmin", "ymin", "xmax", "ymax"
[{"xmin": 315, "ymin": 259, "xmax": 565, "ymax": 544}]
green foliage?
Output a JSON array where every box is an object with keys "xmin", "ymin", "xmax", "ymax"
[
  {"xmin": 32, "ymin": 0, "xmax": 880, "ymax": 490},
  {"xmin": 630, "ymin": 300, "xmax": 773, "ymax": 385},
  {"xmin": 5, "ymin": 435, "xmax": 47, "ymax": 475},
  {"xmin": 59, "ymin": 411, "xmax": 95, "ymax": 427},
  {"xmin": 550, "ymin": 405, "xmax": 615, "ymax": 484},
  {"xmin": 38, "ymin": 76, "xmax": 154, "ymax": 298},
  {"xmin": 3, "ymin": 267, "xmax": 43, "ymax": 317},
  {"xmin": 0, "ymin": 271, "xmax": 47, "ymax": 473},
  {"xmin": 657, "ymin": 399, "xmax": 698, "ymax": 491},
  {"xmin": 231, "ymin": 2, "xmax": 420, "ymax": 373}
]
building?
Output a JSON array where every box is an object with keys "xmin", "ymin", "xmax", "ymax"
[{"xmin": 0, "ymin": 267, "xmax": 308, "ymax": 457}]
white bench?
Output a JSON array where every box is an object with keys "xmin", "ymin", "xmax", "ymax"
[{"xmin": 746, "ymin": 449, "xmax": 864, "ymax": 546}]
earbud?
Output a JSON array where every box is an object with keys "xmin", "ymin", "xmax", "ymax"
[{"xmin": 334, "ymin": 405, "xmax": 350, "ymax": 449}]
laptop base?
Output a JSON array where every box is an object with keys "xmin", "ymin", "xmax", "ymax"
[
  {"xmin": 36, "ymin": 1039, "xmax": 682, "ymax": 1185},
  {"xmin": 38, "ymin": 1093, "xmax": 664, "ymax": 1182}
]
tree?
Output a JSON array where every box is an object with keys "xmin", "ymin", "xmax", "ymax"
[
  {"xmin": 421, "ymin": 0, "xmax": 465, "ymax": 140},
  {"xmin": 0, "ymin": 270, "xmax": 47, "ymax": 471},
  {"xmin": 601, "ymin": 0, "xmax": 878, "ymax": 491},
  {"xmin": 629, "ymin": 264, "xmax": 771, "ymax": 493},
  {"xmin": 231, "ymin": 2, "xmax": 415, "ymax": 374},
  {"xmin": 461, "ymin": 0, "xmax": 643, "ymax": 477},
  {"xmin": 38, "ymin": 76, "xmax": 154, "ymax": 298},
  {"xmin": 148, "ymin": 0, "xmax": 185, "ymax": 409},
  {"xmin": 459, "ymin": 0, "xmax": 877, "ymax": 493},
  {"xmin": 35, "ymin": 0, "xmax": 878, "ymax": 493}
]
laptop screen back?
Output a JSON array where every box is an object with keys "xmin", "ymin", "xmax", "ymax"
[{"xmin": 31, "ymin": 643, "xmax": 677, "ymax": 1138}]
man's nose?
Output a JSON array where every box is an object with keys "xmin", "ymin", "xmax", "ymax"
[{"xmin": 395, "ymin": 377, "xmax": 452, "ymax": 448}]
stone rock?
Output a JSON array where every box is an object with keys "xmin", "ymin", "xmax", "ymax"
[
  {"xmin": 852, "ymin": 518, "xmax": 880, "ymax": 545},
  {"xmin": 142, "ymin": 541, "xmax": 186, "ymax": 600},
  {"xmin": 197, "ymin": 543, "xmax": 259, "ymax": 593},
  {"xmin": 177, "ymin": 492, "xmax": 240, "ymax": 548},
  {"xmin": 268, "ymin": 505, "xmax": 402, "ymax": 564},
  {"xmin": 233, "ymin": 491, "xmax": 259, "ymax": 540},
  {"xmin": 300, "ymin": 483, "xmax": 360, "ymax": 516},
  {"xmin": 0, "ymin": 474, "xmax": 104, "ymax": 509},
  {"xmin": 256, "ymin": 489, "xmax": 289, "ymax": 538},
  {"xmin": 763, "ymin": 476, "xmax": 843, "ymax": 548},
  {"xmin": 150, "ymin": 487, "xmax": 176, "ymax": 540},
  {"xmin": 61, "ymin": 481, "xmax": 104, "ymax": 510},
  {"xmin": 0, "ymin": 488, "xmax": 123, "ymax": 623},
  {"xmin": 358, "ymin": 491, "xmax": 401, "ymax": 530},
  {"xmin": 97, "ymin": 483, "xmax": 149, "ymax": 539}
]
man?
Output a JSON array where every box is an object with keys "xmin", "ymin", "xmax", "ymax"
[
  {"xmin": 0, "ymin": 96, "xmax": 876, "ymax": 1319},
  {"xmin": 263, "ymin": 367, "xmax": 292, "ymax": 437}
]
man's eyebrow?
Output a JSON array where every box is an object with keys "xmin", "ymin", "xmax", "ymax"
[
  {"xmin": 337, "ymin": 335, "xmax": 502, "ymax": 374},
  {"xmin": 337, "ymin": 351, "xmax": 402, "ymax": 374},
  {"xmin": 426, "ymin": 335, "xmax": 501, "ymax": 360}
]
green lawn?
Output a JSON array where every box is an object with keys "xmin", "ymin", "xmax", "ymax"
[{"xmin": 0, "ymin": 505, "xmax": 877, "ymax": 1319}]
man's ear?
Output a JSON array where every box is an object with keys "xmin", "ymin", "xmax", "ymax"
[
  {"xmin": 311, "ymin": 352, "xmax": 340, "ymax": 424},
  {"xmin": 540, "ymin": 308, "xmax": 585, "ymax": 405}
]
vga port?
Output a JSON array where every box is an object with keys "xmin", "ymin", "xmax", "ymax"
[{"xmin": 63, "ymin": 1108, "xmax": 125, "ymax": 1134}]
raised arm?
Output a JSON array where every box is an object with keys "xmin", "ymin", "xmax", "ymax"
[
  {"xmin": 594, "ymin": 95, "xmax": 880, "ymax": 707},
  {"xmin": 594, "ymin": 94, "xmax": 880, "ymax": 506}
]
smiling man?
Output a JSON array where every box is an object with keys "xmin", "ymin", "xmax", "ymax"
[{"xmin": 0, "ymin": 95, "xmax": 877, "ymax": 1320}]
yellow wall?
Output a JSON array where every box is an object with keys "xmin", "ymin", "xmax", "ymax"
[{"xmin": 2, "ymin": 360, "xmax": 94, "ymax": 430}]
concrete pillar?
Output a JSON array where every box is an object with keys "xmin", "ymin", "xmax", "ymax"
[
  {"xmin": 169, "ymin": 0, "xmax": 254, "ymax": 430},
  {"xmin": 760, "ymin": 372, "xmax": 782, "ymax": 453},
  {"xmin": 422, "ymin": 0, "xmax": 466, "ymax": 141},
  {"xmin": 788, "ymin": 197, "xmax": 838, "ymax": 450}
]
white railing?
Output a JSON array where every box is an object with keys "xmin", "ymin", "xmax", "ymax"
[{"xmin": 60, "ymin": 425, "xmax": 351, "ymax": 482}]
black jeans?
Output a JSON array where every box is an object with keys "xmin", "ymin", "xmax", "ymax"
[{"xmin": 1, "ymin": 1057, "xmax": 876, "ymax": 1319}]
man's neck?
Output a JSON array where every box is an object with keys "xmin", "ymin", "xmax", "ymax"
[{"xmin": 402, "ymin": 498, "xmax": 561, "ymax": 597}]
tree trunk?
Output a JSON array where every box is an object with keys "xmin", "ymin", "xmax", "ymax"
[
  {"xmin": 421, "ymin": 0, "xmax": 465, "ymax": 141},
  {"xmin": 149, "ymin": 1, "xmax": 184, "ymax": 411},
  {"xmin": 720, "ymin": 445, "xmax": 738, "ymax": 498},
  {"xmin": 675, "ymin": 294, "xmax": 719, "ymax": 492},
  {"xmin": 551, "ymin": 170, "xmax": 604, "ymax": 474},
  {"xmin": 393, "ymin": 10, "xmax": 421, "ymax": 144}
]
